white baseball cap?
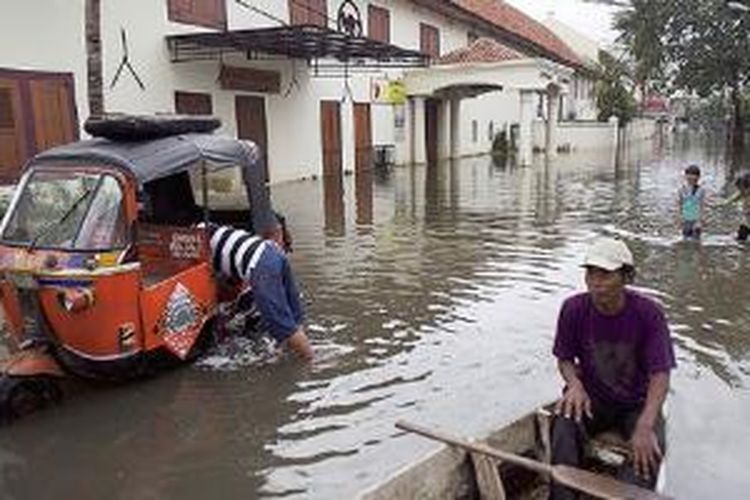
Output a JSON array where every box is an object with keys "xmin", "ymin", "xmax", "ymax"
[{"xmin": 583, "ymin": 238, "xmax": 634, "ymax": 271}]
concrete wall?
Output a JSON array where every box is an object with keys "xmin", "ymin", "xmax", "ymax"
[
  {"xmin": 0, "ymin": 0, "xmax": 89, "ymax": 125},
  {"xmin": 533, "ymin": 119, "xmax": 618, "ymax": 152},
  {"xmin": 557, "ymin": 121, "xmax": 617, "ymax": 151}
]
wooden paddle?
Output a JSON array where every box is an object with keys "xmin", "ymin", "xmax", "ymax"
[{"xmin": 395, "ymin": 420, "xmax": 672, "ymax": 500}]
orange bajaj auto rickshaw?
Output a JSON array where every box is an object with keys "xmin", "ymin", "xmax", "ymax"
[{"xmin": 0, "ymin": 119, "xmax": 275, "ymax": 423}]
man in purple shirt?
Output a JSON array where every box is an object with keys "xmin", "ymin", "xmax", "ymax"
[{"xmin": 550, "ymin": 238, "xmax": 676, "ymax": 499}]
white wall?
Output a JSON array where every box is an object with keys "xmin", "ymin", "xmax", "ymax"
[
  {"xmin": 0, "ymin": 0, "xmax": 89, "ymax": 124},
  {"xmin": 557, "ymin": 121, "xmax": 616, "ymax": 151},
  {"xmin": 459, "ymin": 90, "xmax": 521, "ymax": 157}
]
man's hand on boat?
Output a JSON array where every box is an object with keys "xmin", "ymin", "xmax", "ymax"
[
  {"xmin": 631, "ymin": 416, "xmax": 663, "ymax": 481},
  {"xmin": 554, "ymin": 378, "xmax": 592, "ymax": 423}
]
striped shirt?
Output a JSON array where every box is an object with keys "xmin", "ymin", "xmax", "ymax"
[{"xmin": 205, "ymin": 223, "xmax": 304, "ymax": 343}]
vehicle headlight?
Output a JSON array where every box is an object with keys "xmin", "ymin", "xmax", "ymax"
[{"xmin": 57, "ymin": 288, "xmax": 95, "ymax": 313}]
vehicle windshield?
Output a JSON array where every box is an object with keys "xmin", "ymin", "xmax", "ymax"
[{"xmin": 1, "ymin": 169, "xmax": 128, "ymax": 250}]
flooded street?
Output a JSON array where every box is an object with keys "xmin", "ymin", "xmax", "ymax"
[{"xmin": 2, "ymin": 134, "xmax": 750, "ymax": 499}]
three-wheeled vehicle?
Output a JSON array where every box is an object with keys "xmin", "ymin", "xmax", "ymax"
[{"xmin": 0, "ymin": 117, "xmax": 275, "ymax": 423}]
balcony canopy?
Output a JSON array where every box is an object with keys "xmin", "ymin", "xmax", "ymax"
[{"xmin": 167, "ymin": 25, "xmax": 428, "ymax": 68}]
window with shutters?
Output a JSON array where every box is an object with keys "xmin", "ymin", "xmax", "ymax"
[
  {"xmin": 175, "ymin": 91, "xmax": 213, "ymax": 115},
  {"xmin": 289, "ymin": 0, "xmax": 328, "ymax": 27},
  {"xmin": 368, "ymin": 5, "xmax": 390, "ymax": 44},
  {"xmin": 167, "ymin": 0, "xmax": 226, "ymax": 30},
  {"xmin": 420, "ymin": 23, "xmax": 440, "ymax": 59}
]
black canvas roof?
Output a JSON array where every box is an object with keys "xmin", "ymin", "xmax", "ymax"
[{"xmin": 28, "ymin": 133, "xmax": 275, "ymax": 231}]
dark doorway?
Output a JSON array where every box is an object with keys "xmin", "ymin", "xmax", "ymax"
[
  {"xmin": 321, "ymin": 100, "xmax": 344, "ymax": 235},
  {"xmin": 235, "ymin": 95, "xmax": 269, "ymax": 184},
  {"xmin": 353, "ymin": 102, "xmax": 373, "ymax": 225}
]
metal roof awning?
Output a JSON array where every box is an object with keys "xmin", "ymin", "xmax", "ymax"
[{"xmin": 166, "ymin": 25, "xmax": 429, "ymax": 68}]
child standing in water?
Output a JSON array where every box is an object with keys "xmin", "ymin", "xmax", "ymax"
[
  {"xmin": 724, "ymin": 172, "xmax": 750, "ymax": 241},
  {"xmin": 678, "ymin": 165, "xmax": 706, "ymax": 240}
]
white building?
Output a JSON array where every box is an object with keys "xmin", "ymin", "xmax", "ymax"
[
  {"xmin": 542, "ymin": 14, "xmax": 600, "ymax": 121},
  {"xmin": 1, "ymin": 0, "xmax": 591, "ymax": 186}
]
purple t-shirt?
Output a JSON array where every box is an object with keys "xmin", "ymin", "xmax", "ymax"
[{"xmin": 553, "ymin": 289, "xmax": 676, "ymax": 407}]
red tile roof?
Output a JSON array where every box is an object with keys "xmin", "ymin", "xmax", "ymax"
[
  {"xmin": 437, "ymin": 37, "xmax": 524, "ymax": 65},
  {"xmin": 450, "ymin": 0, "xmax": 582, "ymax": 67}
]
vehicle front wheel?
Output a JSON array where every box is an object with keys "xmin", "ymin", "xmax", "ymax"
[{"xmin": 0, "ymin": 375, "xmax": 63, "ymax": 425}]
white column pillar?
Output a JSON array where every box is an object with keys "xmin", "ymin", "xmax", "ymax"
[
  {"xmin": 400, "ymin": 100, "xmax": 414, "ymax": 165},
  {"xmin": 341, "ymin": 97, "xmax": 355, "ymax": 173},
  {"xmin": 518, "ymin": 90, "xmax": 534, "ymax": 167},
  {"xmin": 413, "ymin": 96, "xmax": 427, "ymax": 164},
  {"xmin": 450, "ymin": 98, "xmax": 461, "ymax": 159},
  {"xmin": 438, "ymin": 99, "xmax": 451, "ymax": 160},
  {"xmin": 546, "ymin": 85, "xmax": 560, "ymax": 160}
]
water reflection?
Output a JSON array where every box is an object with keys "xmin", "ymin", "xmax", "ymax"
[
  {"xmin": 2, "ymin": 133, "xmax": 749, "ymax": 499},
  {"xmin": 322, "ymin": 174, "xmax": 344, "ymax": 237}
]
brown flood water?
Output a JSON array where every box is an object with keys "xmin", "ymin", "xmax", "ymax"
[{"xmin": 1, "ymin": 133, "xmax": 749, "ymax": 499}]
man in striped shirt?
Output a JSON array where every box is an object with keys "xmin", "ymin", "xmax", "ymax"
[{"xmin": 207, "ymin": 215, "xmax": 313, "ymax": 361}]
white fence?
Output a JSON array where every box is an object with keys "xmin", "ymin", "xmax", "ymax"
[{"xmin": 532, "ymin": 117, "xmax": 657, "ymax": 153}]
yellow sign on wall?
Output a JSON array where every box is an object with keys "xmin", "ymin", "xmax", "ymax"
[{"xmin": 371, "ymin": 78, "xmax": 406, "ymax": 105}]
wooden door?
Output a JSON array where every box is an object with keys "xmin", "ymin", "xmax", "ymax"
[
  {"xmin": 29, "ymin": 78, "xmax": 76, "ymax": 153},
  {"xmin": 320, "ymin": 100, "xmax": 342, "ymax": 179},
  {"xmin": 0, "ymin": 73, "xmax": 77, "ymax": 183},
  {"xmin": 235, "ymin": 95, "xmax": 269, "ymax": 184},
  {"xmin": 353, "ymin": 103, "xmax": 373, "ymax": 225},
  {"xmin": 353, "ymin": 103, "xmax": 372, "ymax": 175},
  {"xmin": 0, "ymin": 78, "xmax": 27, "ymax": 182},
  {"xmin": 289, "ymin": 0, "xmax": 327, "ymax": 27},
  {"xmin": 321, "ymin": 100, "xmax": 343, "ymax": 234},
  {"xmin": 425, "ymin": 99, "xmax": 439, "ymax": 165}
]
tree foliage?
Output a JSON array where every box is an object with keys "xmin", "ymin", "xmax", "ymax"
[
  {"xmin": 595, "ymin": 51, "xmax": 637, "ymax": 124},
  {"xmin": 612, "ymin": 0, "xmax": 750, "ymax": 147},
  {"xmin": 613, "ymin": 0, "xmax": 670, "ymax": 89}
]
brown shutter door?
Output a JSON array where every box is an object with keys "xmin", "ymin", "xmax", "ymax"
[
  {"xmin": 320, "ymin": 100, "xmax": 342, "ymax": 178},
  {"xmin": 235, "ymin": 95, "xmax": 269, "ymax": 184},
  {"xmin": 289, "ymin": 0, "xmax": 307, "ymax": 25},
  {"xmin": 168, "ymin": 0, "xmax": 226, "ymax": 29},
  {"xmin": 0, "ymin": 79, "xmax": 27, "ymax": 181},
  {"xmin": 353, "ymin": 103, "xmax": 372, "ymax": 174},
  {"xmin": 168, "ymin": 0, "xmax": 194, "ymax": 19},
  {"xmin": 368, "ymin": 6, "xmax": 390, "ymax": 43},
  {"xmin": 195, "ymin": 0, "xmax": 226, "ymax": 29},
  {"xmin": 309, "ymin": 0, "xmax": 328, "ymax": 27},
  {"xmin": 29, "ymin": 78, "xmax": 76, "ymax": 153},
  {"xmin": 420, "ymin": 24, "xmax": 440, "ymax": 58}
]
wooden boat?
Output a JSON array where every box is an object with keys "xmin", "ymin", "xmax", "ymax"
[{"xmin": 360, "ymin": 406, "xmax": 667, "ymax": 500}]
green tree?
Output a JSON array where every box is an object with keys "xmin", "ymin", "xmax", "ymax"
[
  {"xmin": 595, "ymin": 52, "xmax": 637, "ymax": 125},
  {"xmin": 607, "ymin": 0, "xmax": 750, "ymax": 149},
  {"xmin": 613, "ymin": 0, "xmax": 670, "ymax": 100},
  {"xmin": 665, "ymin": 0, "xmax": 750, "ymax": 149}
]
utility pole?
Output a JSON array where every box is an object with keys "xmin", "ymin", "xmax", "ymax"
[{"xmin": 85, "ymin": 0, "xmax": 104, "ymax": 119}]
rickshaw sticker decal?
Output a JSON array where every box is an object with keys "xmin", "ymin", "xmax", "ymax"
[
  {"xmin": 169, "ymin": 232, "xmax": 201, "ymax": 260},
  {"xmin": 160, "ymin": 283, "xmax": 200, "ymax": 359}
]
